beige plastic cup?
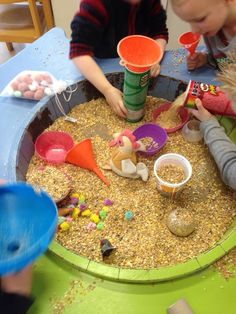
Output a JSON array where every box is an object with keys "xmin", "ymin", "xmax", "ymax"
[
  {"xmin": 167, "ymin": 298, "xmax": 194, "ymax": 314},
  {"xmin": 154, "ymin": 153, "xmax": 192, "ymax": 198}
]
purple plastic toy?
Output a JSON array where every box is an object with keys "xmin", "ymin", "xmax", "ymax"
[{"xmin": 133, "ymin": 123, "xmax": 167, "ymax": 156}]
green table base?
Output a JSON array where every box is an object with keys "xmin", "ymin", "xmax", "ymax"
[
  {"xmin": 30, "ymin": 251, "xmax": 236, "ymax": 314},
  {"xmin": 47, "ymin": 219, "xmax": 236, "ymax": 284}
]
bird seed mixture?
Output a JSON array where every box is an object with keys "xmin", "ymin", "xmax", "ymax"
[
  {"xmin": 141, "ymin": 137, "xmax": 159, "ymax": 150},
  {"xmin": 155, "ymin": 109, "xmax": 181, "ymax": 129},
  {"xmin": 157, "ymin": 164, "xmax": 185, "ymax": 184},
  {"xmin": 27, "ymin": 166, "xmax": 71, "ymax": 202},
  {"xmin": 26, "ymin": 96, "xmax": 236, "ymax": 269}
]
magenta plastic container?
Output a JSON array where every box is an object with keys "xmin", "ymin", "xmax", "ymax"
[
  {"xmin": 35, "ymin": 131, "xmax": 74, "ymax": 163},
  {"xmin": 152, "ymin": 102, "xmax": 189, "ymax": 133},
  {"xmin": 133, "ymin": 123, "xmax": 167, "ymax": 156}
]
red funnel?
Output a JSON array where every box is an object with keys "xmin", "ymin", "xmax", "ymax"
[
  {"xmin": 117, "ymin": 35, "xmax": 162, "ymax": 73},
  {"xmin": 65, "ymin": 139, "xmax": 109, "ymax": 186},
  {"xmin": 178, "ymin": 32, "xmax": 200, "ymax": 55}
]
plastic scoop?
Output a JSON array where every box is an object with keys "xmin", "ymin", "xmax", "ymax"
[
  {"xmin": 0, "ymin": 183, "xmax": 57, "ymax": 275},
  {"xmin": 117, "ymin": 35, "xmax": 162, "ymax": 72},
  {"xmin": 65, "ymin": 139, "xmax": 109, "ymax": 186},
  {"xmin": 178, "ymin": 32, "xmax": 200, "ymax": 55}
]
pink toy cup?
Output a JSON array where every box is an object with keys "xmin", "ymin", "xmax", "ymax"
[{"xmin": 35, "ymin": 131, "xmax": 74, "ymax": 164}]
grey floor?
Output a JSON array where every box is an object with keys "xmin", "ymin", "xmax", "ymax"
[{"xmin": 0, "ymin": 42, "xmax": 25, "ymax": 65}]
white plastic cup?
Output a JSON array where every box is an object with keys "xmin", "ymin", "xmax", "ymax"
[
  {"xmin": 182, "ymin": 120, "xmax": 203, "ymax": 143},
  {"xmin": 153, "ymin": 153, "xmax": 192, "ymax": 198}
]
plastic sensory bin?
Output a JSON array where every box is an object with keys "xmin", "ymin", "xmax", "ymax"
[
  {"xmin": 0, "ymin": 182, "xmax": 57, "ymax": 275},
  {"xmin": 154, "ymin": 153, "xmax": 192, "ymax": 198},
  {"xmin": 152, "ymin": 102, "xmax": 189, "ymax": 133},
  {"xmin": 35, "ymin": 131, "xmax": 74, "ymax": 164},
  {"xmin": 133, "ymin": 123, "xmax": 167, "ymax": 156}
]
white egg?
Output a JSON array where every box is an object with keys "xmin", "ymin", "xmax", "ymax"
[
  {"xmin": 14, "ymin": 90, "xmax": 22, "ymax": 97},
  {"xmin": 40, "ymin": 80, "xmax": 48, "ymax": 87},
  {"xmin": 44, "ymin": 87, "xmax": 53, "ymax": 96}
]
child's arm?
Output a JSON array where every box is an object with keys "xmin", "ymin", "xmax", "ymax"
[
  {"xmin": 192, "ymin": 99, "xmax": 236, "ymax": 189},
  {"xmin": 73, "ymin": 56, "xmax": 127, "ymax": 118},
  {"xmin": 149, "ymin": 0, "xmax": 168, "ymax": 76},
  {"xmin": 1, "ymin": 265, "xmax": 33, "ymax": 314},
  {"xmin": 150, "ymin": 38, "xmax": 167, "ymax": 77},
  {"xmin": 201, "ymin": 118, "xmax": 236, "ymax": 189}
]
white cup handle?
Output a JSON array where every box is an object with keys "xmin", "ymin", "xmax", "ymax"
[{"xmin": 119, "ymin": 60, "xmax": 126, "ymax": 67}]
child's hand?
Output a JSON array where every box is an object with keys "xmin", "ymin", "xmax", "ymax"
[
  {"xmin": 191, "ymin": 98, "xmax": 213, "ymax": 121},
  {"xmin": 150, "ymin": 63, "xmax": 161, "ymax": 77},
  {"xmin": 1, "ymin": 264, "xmax": 33, "ymax": 297},
  {"xmin": 187, "ymin": 52, "xmax": 207, "ymax": 70},
  {"xmin": 103, "ymin": 86, "xmax": 127, "ymax": 118}
]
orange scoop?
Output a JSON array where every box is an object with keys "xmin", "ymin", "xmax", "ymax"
[{"xmin": 65, "ymin": 139, "xmax": 109, "ymax": 186}]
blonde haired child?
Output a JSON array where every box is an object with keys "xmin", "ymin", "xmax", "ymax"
[{"xmin": 171, "ymin": 0, "xmax": 236, "ymax": 70}]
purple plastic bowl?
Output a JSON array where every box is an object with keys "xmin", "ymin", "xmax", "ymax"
[{"xmin": 133, "ymin": 123, "xmax": 167, "ymax": 156}]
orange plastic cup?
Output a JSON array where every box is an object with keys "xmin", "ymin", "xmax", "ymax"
[
  {"xmin": 178, "ymin": 32, "xmax": 200, "ymax": 55},
  {"xmin": 117, "ymin": 35, "xmax": 162, "ymax": 73}
]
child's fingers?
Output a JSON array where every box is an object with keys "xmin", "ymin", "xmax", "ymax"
[
  {"xmin": 118, "ymin": 101, "xmax": 127, "ymax": 117},
  {"xmin": 150, "ymin": 64, "xmax": 160, "ymax": 77},
  {"xmin": 187, "ymin": 52, "xmax": 200, "ymax": 61},
  {"xmin": 119, "ymin": 100, "xmax": 128, "ymax": 114},
  {"xmin": 195, "ymin": 98, "xmax": 203, "ymax": 109},
  {"xmin": 190, "ymin": 109, "xmax": 200, "ymax": 120}
]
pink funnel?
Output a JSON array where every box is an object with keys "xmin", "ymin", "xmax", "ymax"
[
  {"xmin": 65, "ymin": 139, "xmax": 109, "ymax": 186},
  {"xmin": 178, "ymin": 32, "xmax": 200, "ymax": 55}
]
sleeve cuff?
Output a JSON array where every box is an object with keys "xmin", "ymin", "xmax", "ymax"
[
  {"xmin": 200, "ymin": 117, "xmax": 220, "ymax": 133},
  {"xmin": 0, "ymin": 291, "xmax": 34, "ymax": 314}
]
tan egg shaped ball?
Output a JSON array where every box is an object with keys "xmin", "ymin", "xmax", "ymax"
[{"xmin": 167, "ymin": 209, "xmax": 195, "ymax": 237}]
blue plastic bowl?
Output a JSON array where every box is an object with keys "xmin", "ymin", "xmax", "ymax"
[{"xmin": 0, "ymin": 183, "xmax": 57, "ymax": 275}]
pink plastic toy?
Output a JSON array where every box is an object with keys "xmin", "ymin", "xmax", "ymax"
[{"xmin": 35, "ymin": 131, "xmax": 74, "ymax": 164}]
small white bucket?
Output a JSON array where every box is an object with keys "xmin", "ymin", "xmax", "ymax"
[{"xmin": 154, "ymin": 153, "xmax": 192, "ymax": 198}]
